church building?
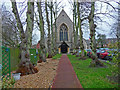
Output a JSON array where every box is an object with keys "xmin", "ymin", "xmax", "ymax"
[{"xmin": 53, "ymin": 9, "xmax": 88, "ymax": 53}]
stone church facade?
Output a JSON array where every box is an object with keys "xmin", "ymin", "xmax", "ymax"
[{"xmin": 53, "ymin": 9, "xmax": 88, "ymax": 53}]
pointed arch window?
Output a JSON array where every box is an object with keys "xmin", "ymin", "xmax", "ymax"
[
  {"xmin": 60, "ymin": 29, "xmax": 63, "ymax": 41},
  {"xmin": 60, "ymin": 24, "xmax": 68, "ymax": 41}
]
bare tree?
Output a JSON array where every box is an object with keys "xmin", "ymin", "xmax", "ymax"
[
  {"xmin": 26, "ymin": 2, "xmax": 34, "ymax": 48},
  {"xmin": 50, "ymin": 1, "xmax": 55, "ymax": 56},
  {"xmin": 97, "ymin": 34, "xmax": 106, "ymax": 48},
  {"xmin": 2, "ymin": 4, "xmax": 20, "ymax": 47},
  {"xmin": 110, "ymin": 3, "xmax": 120, "ymax": 58},
  {"xmin": 73, "ymin": 1, "xmax": 76, "ymax": 51},
  {"xmin": 88, "ymin": 2, "xmax": 105, "ymax": 67},
  {"xmin": 37, "ymin": 1, "xmax": 46, "ymax": 62},
  {"xmin": 77, "ymin": 1, "xmax": 89, "ymax": 57},
  {"xmin": 10, "ymin": 1, "xmax": 37, "ymax": 75},
  {"xmin": 53, "ymin": 0, "xmax": 58, "ymax": 54},
  {"xmin": 47, "ymin": 0, "xmax": 62, "ymax": 55},
  {"xmin": 45, "ymin": 0, "xmax": 52, "ymax": 58}
]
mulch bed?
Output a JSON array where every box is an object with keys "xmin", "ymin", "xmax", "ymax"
[{"xmin": 14, "ymin": 58, "xmax": 59, "ymax": 88}]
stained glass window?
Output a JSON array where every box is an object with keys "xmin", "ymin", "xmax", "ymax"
[
  {"xmin": 60, "ymin": 29, "xmax": 63, "ymax": 41},
  {"xmin": 60, "ymin": 24, "xmax": 68, "ymax": 41}
]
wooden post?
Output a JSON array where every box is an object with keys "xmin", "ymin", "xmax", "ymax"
[
  {"xmin": 58, "ymin": 48, "xmax": 61, "ymax": 54},
  {"xmin": 68, "ymin": 48, "xmax": 70, "ymax": 54}
]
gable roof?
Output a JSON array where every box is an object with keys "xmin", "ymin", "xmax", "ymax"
[
  {"xmin": 56, "ymin": 9, "xmax": 73, "ymax": 23},
  {"xmin": 58, "ymin": 41, "xmax": 69, "ymax": 48}
]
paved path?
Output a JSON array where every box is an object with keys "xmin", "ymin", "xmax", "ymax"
[{"xmin": 52, "ymin": 54, "xmax": 83, "ymax": 88}]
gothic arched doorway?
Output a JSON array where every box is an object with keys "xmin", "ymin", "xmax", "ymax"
[{"xmin": 58, "ymin": 41, "xmax": 69, "ymax": 53}]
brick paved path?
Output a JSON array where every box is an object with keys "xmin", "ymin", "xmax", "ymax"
[{"xmin": 52, "ymin": 54, "xmax": 83, "ymax": 88}]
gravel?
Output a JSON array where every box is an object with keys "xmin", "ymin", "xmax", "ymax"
[{"xmin": 14, "ymin": 58, "xmax": 59, "ymax": 88}]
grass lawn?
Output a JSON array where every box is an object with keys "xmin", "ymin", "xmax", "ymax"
[
  {"xmin": 67, "ymin": 54, "xmax": 118, "ymax": 88},
  {"xmin": 0, "ymin": 80, "xmax": 1, "ymax": 88},
  {"xmin": 52, "ymin": 54, "xmax": 62, "ymax": 60}
]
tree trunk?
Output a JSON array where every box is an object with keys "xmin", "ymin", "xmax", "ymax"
[
  {"xmin": 73, "ymin": 1, "xmax": 75, "ymax": 51},
  {"xmin": 88, "ymin": 2, "xmax": 97, "ymax": 58},
  {"xmin": 26, "ymin": 2, "xmax": 34, "ymax": 48},
  {"xmin": 37, "ymin": 1, "xmax": 46, "ymax": 62},
  {"xmin": 54, "ymin": 0, "xmax": 58, "ymax": 55},
  {"xmin": 26, "ymin": 2, "xmax": 34, "ymax": 49},
  {"xmin": 74, "ymin": 2, "xmax": 78, "ymax": 49},
  {"xmin": 50, "ymin": 1, "xmax": 55, "ymax": 56},
  {"xmin": 11, "ymin": 1, "xmax": 38, "ymax": 76},
  {"xmin": 88, "ymin": 2, "xmax": 104, "ymax": 67},
  {"xmin": 77, "ymin": 2, "xmax": 85, "ymax": 57},
  {"xmin": 117, "ymin": 4, "xmax": 120, "ymax": 59},
  {"xmin": 45, "ymin": 0, "xmax": 52, "ymax": 58}
]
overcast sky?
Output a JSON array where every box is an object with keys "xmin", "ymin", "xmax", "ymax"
[{"xmin": 1, "ymin": 0, "xmax": 119, "ymax": 45}]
